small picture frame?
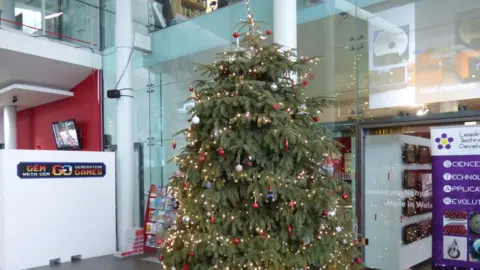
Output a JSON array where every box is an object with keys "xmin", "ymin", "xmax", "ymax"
[
  {"xmin": 404, "ymin": 170, "xmax": 418, "ymax": 189},
  {"xmin": 417, "ymin": 146, "xmax": 431, "ymax": 164},
  {"xmin": 404, "ymin": 224, "xmax": 420, "ymax": 244},
  {"xmin": 404, "ymin": 197, "xmax": 418, "ymax": 216},
  {"xmin": 419, "ymin": 220, "xmax": 432, "ymax": 238},
  {"xmin": 403, "ymin": 144, "xmax": 417, "ymax": 163}
]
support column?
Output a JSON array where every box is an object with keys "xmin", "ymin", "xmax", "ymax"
[
  {"xmin": 2, "ymin": 0, "xmax": 16, "ymax": 28},
  {"xmin": 274, "ymin": 0, "xmax": 297, "ymax": 83},
  {"xmin": 115, "ymin": 0, "xmax": 135, "ymax": 252},
  {"xmin": 273, "ymin": 0, "xmax": 297, "ymax": 50},
  {"xmin": 3, "ymin": 105, "xmax": 17, "ymax": 149}
]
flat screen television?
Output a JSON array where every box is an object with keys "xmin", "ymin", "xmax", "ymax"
[{"xmin": 52, "ymin": 119, "xmax": 81, "ymax": 150}]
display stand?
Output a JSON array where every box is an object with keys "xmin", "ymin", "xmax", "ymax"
[
  {"xmin": 0, "ymin": 150, "xmax": 116, "ymax": 270},
  {"xmin": 143, "ymin": 185, "xmax": 177, "ymax": 256},
  {"xmin": 364, "ymin": 135, "xmax": 432, "ymax": 270}
]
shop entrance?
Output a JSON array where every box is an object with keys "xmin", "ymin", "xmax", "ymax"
[{"xmin": 359, "ymin": 117, "xmax": 480, "ymax": 270}]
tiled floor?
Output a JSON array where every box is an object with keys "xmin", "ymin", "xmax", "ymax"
[{"xmin": 30, "ymin": 255, "xmax": 160, "ymax": 270}]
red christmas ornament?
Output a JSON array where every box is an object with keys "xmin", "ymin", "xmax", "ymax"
[
  {"xmin": 322, "ymin": 209, "xmax": 329, "ymax": 217},
  {"xmin": 158, "ymin": 255, "xmax": 163, "ymax": 261},
  {"xmin": 284, "ymin": 137, "xmax": 289, "ymax": 152},
  {"xmin": 184, "ymin": 181, "xmax": 189, "ymax": 188},
  {"xmin": 302, "ymin": 79, "xmax": 308, "ymax": 86},
  {"xmin": 288, "ymin": 224, "xmax": 293, "ymax": 239},
  {"xmin": 313, "ymin": 116, "xmax": 319, "ymax": 123},
  {"xmin": 308, "ymin": 73, "xmax": 316, "ymax": 80},
  {"xmin": 166, "ymin": 240, "xmax": 172, "ymax": 246},
  {"xmin": 333, "ymin": 158, "xmax": 340, "ymax": 165},
  {"xmin": 172, "ymin": 139, "xmax": 177, "ymax": 149},
  {"xmin": 189, "ymin": 86, "xmax": 194, "ymax": 92},
  {"xmin": 355, "ymin": 257, "xmax": 363, "ymax": 264},
  {"xmin": 233, "ymin": 32, "xmax": 239, "ymax": 38},
  {"xmin": 354, "ymin": 239, "xmax": 359, "ymax": 245},
  {"xmin": 183, "ymin": 263, "xmax": 190, "ymax": 270},
  {"xmin": 232, "ymin": 237, "xmax": 240, "ymax": 245},
  {"xmin": 342, "ymin": 193, "xmax": 349, "ymax": 200},
  {"xmin": 189, "ymin": 251, "xmax": 195, "ymax": 257},
  {"xmin": 210, "ymin": 213, "xmax": 215, "ymax": 224},
  {"xmin": 259, "ymin": 230, "xmax": 267, "ymax": 237},
  {"xmin": 157, "ymin": 238, "xmax": 164, "ymax": 245},
  {"xmin": 272, "ymin": 103, "xmax": 280, "ymax": 110},
  {"xmin": 199, "ymin": 153, "xmax": 205, "ymax": 163},
  {"xmin": 266, "ymin": 29, "xmax": 272, "ymax": 35},
  {"xmin": 219, "ymin": 148, "xmax": 225, "ymax": 156},
  {"xmin": 288, "ymin": 200, "xmax": 296, "ymax": 209},
  {"xmin": 252, "ymin": 202, "xmax": 259, "ymax": 209}
]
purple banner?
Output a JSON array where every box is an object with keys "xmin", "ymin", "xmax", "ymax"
[{"xmin": 432, "ymin": 154, "xmax": 480, "ymax": 268}]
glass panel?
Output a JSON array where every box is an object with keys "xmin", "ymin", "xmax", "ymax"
[
  {"xmin": 360, "ymin": 0, "xmax": 480, "ymax": 120},
  {"xmin": 44, "ymin": 0, "xmax": 99, "ymax": 48},
  {"xmin": 163, "ymin": 137, "xmax": 186, "ymax": 184},
  {"xmin": 149, "ymin": 78, "xmax": 162, "ymax": 143},
  {"xmin": 161, "ymin": 80, "xmax": 191, "ymax": 140},
  {"xmin": 148, "ymin": 140, "xmax": 164, "ymax": 187},
  {"xmin": 133, "ymin": 89, "xmax": 151, "ymax": 142},
  {"xmin": 1, "ymin": 0, "xmax": 42, "ymax": 33}
]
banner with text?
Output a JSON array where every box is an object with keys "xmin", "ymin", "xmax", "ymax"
[
  {"xmin": 17, "ymin": 162, "xmax": 106, "ymax": 179},
  {"xmin": 431, "ymin": 125, "xmax": 480, "ymax": 268}
]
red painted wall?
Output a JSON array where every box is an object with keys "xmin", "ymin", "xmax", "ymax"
[{"xmin": 17, "ymin": 71, "xmax": 102, "ymax": 151}]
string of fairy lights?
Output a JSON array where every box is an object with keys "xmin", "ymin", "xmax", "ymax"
[{"xmin": 160, "ymin": 0, "xmax": 363, "ymax": 269}]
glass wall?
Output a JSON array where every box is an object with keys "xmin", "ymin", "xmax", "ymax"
[{"xmin": 0, "ymin": 0, "xmax": 100, "ymax": 48}]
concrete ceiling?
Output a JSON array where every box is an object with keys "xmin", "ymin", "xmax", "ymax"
[{"xmin": 0, "ymin": 46, "xmax": 94, "ymax": 90}]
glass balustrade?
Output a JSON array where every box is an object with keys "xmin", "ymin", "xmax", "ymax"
[{"xmin": 0, "ymin": 0, "xmax": 100, "ymax": 49}]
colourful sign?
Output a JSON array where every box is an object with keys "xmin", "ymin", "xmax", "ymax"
[
  {"xmin": 431, "ymin": 126, "xmax": 480, "ymax": 268},
  {"xmin": 17, "ymin": 162, "xmax": 106, "ymax": 178}
]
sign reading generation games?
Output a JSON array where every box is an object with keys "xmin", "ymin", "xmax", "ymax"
[
  {"xmin": 17, "ymin": 162, "xmax": 106, "ymax": 179},
  {"xmin": 431, "ymin": 125, "xmax": 480, "ymax": 268}
]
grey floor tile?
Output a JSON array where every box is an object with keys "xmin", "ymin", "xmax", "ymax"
[{"xmin": 29, "ymin": 255, "xmax": 160, "ymax": 270}]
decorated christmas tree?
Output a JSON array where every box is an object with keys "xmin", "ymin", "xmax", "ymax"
[{"xmin": 163, "ymin": 1, "xmax": 362, "ymax": 269}]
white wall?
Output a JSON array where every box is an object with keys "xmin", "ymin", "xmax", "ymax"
[{"xmin": 0, "ymin": 28, "xmax": 101, "ymax": 70}]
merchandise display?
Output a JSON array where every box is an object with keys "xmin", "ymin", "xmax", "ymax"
[
  {"xmin": 365, "ymin": 134, "xmax": 432, "ymax": 270},
  {"xmin": 143, "ymin": 185, "xmax": 177, "ymax": 253}
]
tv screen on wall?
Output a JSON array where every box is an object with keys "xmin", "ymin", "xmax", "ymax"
[{"xmin": 52, "ymin": 119, "xmax": 81, "ymax": 150}]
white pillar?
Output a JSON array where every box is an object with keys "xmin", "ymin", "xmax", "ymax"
[
  {"xmin": 3, "ymin": 105, "xmax": 17, "ymax": 149},
  {"xmin": 274, "ymin": 0, "xmax": 297, "ymax": 82},
  {"xmin": 273, "ymin": 0, "xmax": 297, "ymax": 50},
  {"xmin": 115, "ymin": 0, "xmax": 135, "ymax": 252},
  {"xmin": 2, "ymin": 0, "xmax": 16, "ymax": 28}
]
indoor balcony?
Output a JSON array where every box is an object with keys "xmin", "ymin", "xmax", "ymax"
[{"xmin": 0, "ymin": 0, "xmax": 101, "ymax": 90}]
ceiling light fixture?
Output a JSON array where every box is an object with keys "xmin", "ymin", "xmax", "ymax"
[{"xmin": 45, "ymin": 12, "xmax": 63, "ymax": 20}]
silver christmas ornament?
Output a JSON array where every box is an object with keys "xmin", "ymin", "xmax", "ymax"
[
  {"xmin": 271, "ymin": 83, "xmax": 278, "ymax": 91},
  {"xmin": 182, "ymin": 216, "xmax": 190, "ymax": 224},
  {"xmin": 235, "ymin": 164, "xmax": 243, "ymax": 172},
  {"xmin": 192, "ymin": 116, "xmax": 200, "ymax": 124},
  {"xmin": 343, "ymin": 239, "xmax": 348, "ymax": 245},
  {"xmin": 203, "ymin": 181, "xmax": 213, "ymax": 189}
]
